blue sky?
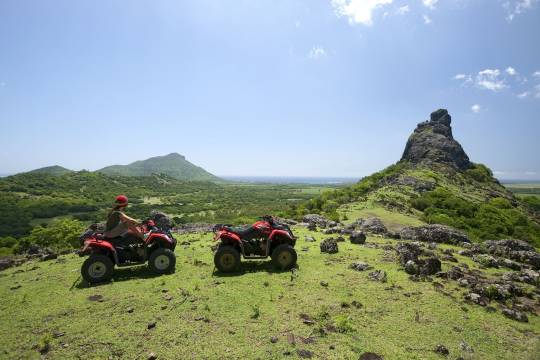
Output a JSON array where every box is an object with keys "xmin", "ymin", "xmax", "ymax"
[{"xmin": 0, "ymin": 0, "xmax": 539, "ymax": 179}]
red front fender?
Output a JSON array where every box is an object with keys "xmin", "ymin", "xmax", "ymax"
[
  {"xmin": 215, "ymin": 230, "xmax": 242, "ymax": 243},
  {"xmin": 269, "ymin": 229, "xmax": 293, "ymax": 241}
]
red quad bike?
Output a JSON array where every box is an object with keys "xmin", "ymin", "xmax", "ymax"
[
  {"xmin": 78, "ymin": 214, "xmax": 177, "ymax": 283},
  {"xmin": 213, "ymin": 215, "xmax": 297, "ymax": 273}
]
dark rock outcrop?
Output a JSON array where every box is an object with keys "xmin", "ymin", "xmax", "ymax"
[
  {"xmin": 303, "ymin": 214, "xmax": 337, "ymax": 228},
  {"xmin": 320, "ymin": 238, "xmax": 339, "ymax": 254},
  {"xmin": 355, "ymin": 217, "xmax": 388, "ymax": 234},
  {"xmin": 484, "ymin": 239, "xmax": 540, "ymax": 269},
  {"xmin": 350, "ymin": 231, "xmax": 367, "ymax": 244},
  {"xmin": 400, "ymin": 224, "xmax": 470, "ymax": 245},
  {"xmin": 396, "ymin": 242, "xmax": 440, "ymax": 276},
  {"xmin": 401, "ymin": 109, "xmax": 471, "ymax": 170}
]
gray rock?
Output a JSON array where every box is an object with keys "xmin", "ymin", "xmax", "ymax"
[
  {"xmin": 472, "ymin": 254, "xmax": 499, "ymax": 268},
  {"xmin": 0, "ymin": 257, "xmax": 14, "ymax": 271},
  {"xmin": 434, "ymin": 344, "xmax": 450, "ymax": 356},
  {"xmin": 350, "ymin": 231, "xmax": 366, "ymax": 244},
  {"xmin": 484, "ymin": 239, "xmax": 540, "ymax": 269},
  {"xmin": 359, "ymin": 353, "xmax": 384, "ymax": 360},
  {"xmin": 400, "ymin": 224, "xmax": 470, "ymax": 245},
  {"xmin": 368, "ymin": 270, "xmax": 387, "ymax": 282},
  {"xmin": 355, "ymin": 217, "xmax": 388, "ymax": 234},
  {"xmin": 401, "ymin": 109, "xmax": 471, "ymax": 170},
  {"xmin": 501, "ymin": 308, "xmax": 528, "ymax": 322},
  {"xmin": 302, "ymin": 214, "xmax": 337, "ymax": 228},
  {"xmin": 320, "ymin": 238, "xmax": 339, "ymax": 254},
  {"xmin": 304, "ymin": 236, "xmax": 316, "ymax": 243},
  {"xmin": 404, "ymin": 260, "xmax": 418, "ymax": 275},
  {"xmin": 350, "ymin": 262, "xmax": 372, "ymax": 271}
]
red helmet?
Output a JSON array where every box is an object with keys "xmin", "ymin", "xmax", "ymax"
[{"xmin": 115, "ymin": 195, "xmax": 128, "ymax": 206}]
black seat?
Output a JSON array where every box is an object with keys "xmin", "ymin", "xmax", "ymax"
[{"xmin": 224, "ymin": 225, "xmax": 258, "ymax": 238}]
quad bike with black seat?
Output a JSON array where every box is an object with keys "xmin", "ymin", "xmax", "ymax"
[
  {"xmin": 78, "ymin": 212, "xmax": 177, "ymax": 283},
  {"xmin": 212, "ymin": 215, "xmax": 297, "ymax": 272}
]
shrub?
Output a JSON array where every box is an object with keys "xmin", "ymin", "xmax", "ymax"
[
  {"xmin": 15, "ymin": 219, "xmax": 85, "ymax": 253},
  {"xmin": 465, "ymin": 163, "xmax": 494, "ymax": 183}
]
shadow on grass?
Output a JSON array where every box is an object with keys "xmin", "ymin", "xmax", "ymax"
[
  {"xmin": 212, "ymin": 261, "xmax": 299, "ymax": 277},
  {"xmin": 73, "ymin": 264, "xmax": 165, "ymax": 289}
]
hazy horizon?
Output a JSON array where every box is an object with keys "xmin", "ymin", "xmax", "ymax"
[{"xmin": 1, "ymin": 1, "xmax": 539, "ymax": 179}]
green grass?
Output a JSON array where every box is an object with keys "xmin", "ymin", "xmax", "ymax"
[
  {"xmin": 338, "ymin": 203, "xmax": 424, "ymax": 231},
  {"xmin": 1, "ymin": 227, "xmax": 538, "ymax": 359}
]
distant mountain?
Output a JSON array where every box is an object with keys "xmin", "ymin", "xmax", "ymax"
[
  {"xmin": 97, "ymin": 153, "xmax": 220, "ymax": 182},
  {"xmin": 26, "ymin": 165, "xmax": 73, "ymax": 176}
]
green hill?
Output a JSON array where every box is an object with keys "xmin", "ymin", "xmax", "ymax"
[
  {"xmin": 25, "ymin": 165, "xmax": 73, "ymax": 176},
  {"xmin": 289, "ymin": 109, "xmax": 540, "ymax": 247},
  {"xmin": 98, "ymin": 153, "xmax": 220, "ymax": 182}
]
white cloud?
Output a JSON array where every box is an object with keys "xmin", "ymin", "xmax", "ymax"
[
  {"xmin": 505, "ymin": 67, "xmax": 517, "ymax": 76},
  {"xmin": 423, "ymin": 15, "xmax": 432, "ymax": 24},
  {"xmin": 476, "ymin": 69, "xmax": 507, "ymax": 91},
  {"xmin": 525, "ymin": 171, "xmax": 538, "ymax": 175},
  {"xmin": 505, "ymin": 0, "xmax": 538, "ymax": 21},
  {"xmin": 471, "ymin": 104, "xmax": 481, "ymax": 113},
  {"xmin": 0, "ymin": 82, "xmax": 5, "ymax": 87},
  {"xmin": 453, "ymin": 74, "xmax": 473, "ymax": 86},
  {"xmin": 517, "ymin": 91, "xmax": 530, "ymax": 98},
  {"xmin": 535, "ymin": 84, "xmax": 540, "ymax": 98},
  {"xmin": 396, "ymin": 5, "xmax": 409, "ymax": 15},
  {"xmin": 308, "ymin": 46, "xmax": 327, "ymax": 59},
  {"xmin": 533, "ymin": 71, "xmax": 540, "ymax": 78},
  {"xmin": 331, "ymin": 0, "xmax": 393, "ymax": 26},
  {"xmin": 423, "ymin": 0, "xmax": 439, "ymax": 9},
  {"xmin": 295, "ymin": 20, "xmax": 301, "ymax": 28}
]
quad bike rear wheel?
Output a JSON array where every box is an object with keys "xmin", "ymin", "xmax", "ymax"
[
  {"xmin": 81, "ymin": 254, "xmax": 114, "ymax": 283},
  {"xmin": 214, "ymin": 245, "xmax": 241, "ymax": 273},
  {"xmin": 271, "ymin": 244, "xmax": 297, "ymax": 270},
  {"xmin": 149, "ymin": 248, "xmax": 176, "ymax": 274}
]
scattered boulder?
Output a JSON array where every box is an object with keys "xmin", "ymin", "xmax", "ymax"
[
  {"xmin": 464, "ymin": 292, "xmax": 488, "ymax": 307},
  {"xmin": 41, "ymin": 253, "xmax": 58, "ymax": 261},
  {"xmin": 368, "ymin": 270, "xmax": 387, "ymax": 282},
  {"xmin": 501, "ymin": 308, "xmax": 528, "ymax": 322},
  {"xmin": 350, "ymin": 231, "xmax": 366, "ymax": 244},
  {"xmin": 400, "ymin": 224, "xmax": 470, "ymax": 245},
  {"xmin": 0, "ymin": 257, "xmax": 14, "ymax": 271},
  {"xmin": 359, "ymin": 353, "xmax": 384, "ymax": 360},
  {"xmin": 320, "ymin": 238, "xmax": 339, "ymax": 254},
  {"xmin": 484, "ymin": 239, "xmax": 540, "ymax": 269},
  {"xmin": 297, "ymin": 349, "xmax": 313, "ymax": 358},
  {"xmin": 472, "ymin": 254, "xmax": 499, "ymax": 268},
  {"xmin": 396, "ymin": 242, "xmax": 441, "ymax": 276},
  {"xmin": 355, "ymin": 217, "xmax": 388, "ymax": 234},
  {"xmin": 350, "ymin": 262, "xmax": 372, "ymax": 271},
  {"xmin": 434, "ymin": 344, "xmax": 449, "ymax": 356},
  {"xmin": 303, "ymin": 214, "xmax": 337, "ymax": 229},
  {"xmin": 304, "ymin": 236, "xmax": 316, "ymax": 242}
]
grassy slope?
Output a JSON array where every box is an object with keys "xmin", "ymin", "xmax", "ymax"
[{"xmin": 1, "ymin": 227, "xmax": 539, "ymax": 359}]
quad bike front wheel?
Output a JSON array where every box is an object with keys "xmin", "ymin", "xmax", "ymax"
[
  {"xmin": 271, "ymin": 244, "xmax": 297, "ymax": 270},
  {"xmin": 214, "ymin": 245, "xmax": 241, "ymax": 273},
  {"xmin": 81, "ymin": 254, "xmax": 114, "ymax": 283},
  {"xmin": 149, "ymin": 248, "xmax": 176, "ymax": 274}
]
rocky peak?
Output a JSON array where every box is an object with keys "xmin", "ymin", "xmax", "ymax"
[{"xmin": 401, "ymin": 109, "xmax": 471, "ymax": 170}]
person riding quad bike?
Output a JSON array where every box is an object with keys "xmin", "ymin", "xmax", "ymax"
[{"xmin": 105, "ymin": 195, "xmax": 144, "ymax": 249}]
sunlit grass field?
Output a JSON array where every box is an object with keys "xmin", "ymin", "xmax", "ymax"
[{"xmin": 1, "ymin": 224, "xmax": 538, "ymax": 359}]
